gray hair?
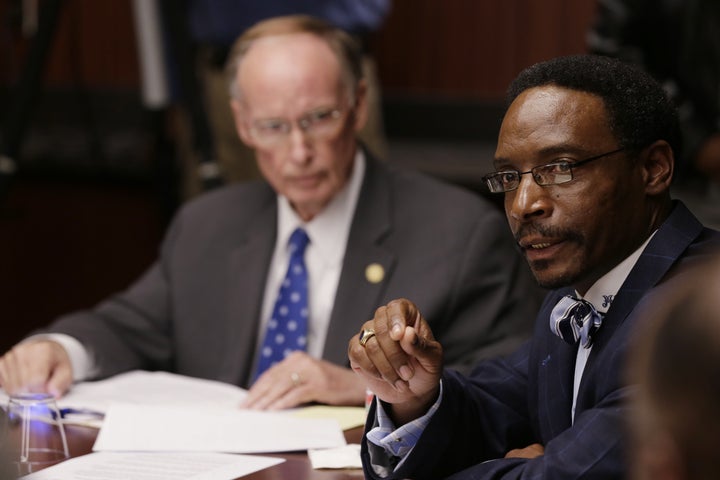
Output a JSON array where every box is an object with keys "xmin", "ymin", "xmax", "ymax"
[{"xmin": 225, "ymin": 15, "xmax": 364, "ymax": 103}]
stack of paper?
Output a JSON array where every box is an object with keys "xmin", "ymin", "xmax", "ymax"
[
  {"xmin": 2, "ymin": 370, "xmax": 365, "ymax": 477},
  {"xmin": 94, "ymin": 403, "xmax": 346, "ymax": 453}
]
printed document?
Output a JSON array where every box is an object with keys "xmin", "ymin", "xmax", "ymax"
[{"xmin": 19, "ymin": 451, "xmax": 284, "ymax": 480}]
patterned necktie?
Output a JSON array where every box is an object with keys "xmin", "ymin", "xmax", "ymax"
[
  {"xmin": 253, "ymin": 228, "xmax": 310, "ymax": 381},
  {"xmin": 549, "ymin": 295, "xmax": 603, "ymax": 348}
]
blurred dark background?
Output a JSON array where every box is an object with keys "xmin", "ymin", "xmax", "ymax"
[{"xmin": 0, "ymin": 0, "xmax": 595, "ymax": 352}]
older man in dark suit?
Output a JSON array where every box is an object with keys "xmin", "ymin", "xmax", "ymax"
[
  {"xmin": 0, "ymin": 16, "xmax": 538, "ymax": 410},
  {"xmin": 349, "ymin": 54, "xmax": 720, "ymax": 479}
]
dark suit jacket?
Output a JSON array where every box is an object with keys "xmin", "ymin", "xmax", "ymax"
[
  {"xmin": 44, "ymin": 156, "xmax": 540, "ymax": 388},
  {"xmin": 362, "ymin": 201, "xmax": 720, "ymax": 479}
]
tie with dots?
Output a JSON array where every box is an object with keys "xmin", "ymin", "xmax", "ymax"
[{"xmin": 253, "ymin": 227, "xmax": 310, "ymax": 381}]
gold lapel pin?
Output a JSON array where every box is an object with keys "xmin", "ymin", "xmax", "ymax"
[{"xmin": 365, "ymin": 263, "xmax": 385, "ymax": 284}]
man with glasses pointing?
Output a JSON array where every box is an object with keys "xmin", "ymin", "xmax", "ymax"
[
  {"xmin": 349, "ymin": 55, "xmax": 720, "ymax": 479},
  {"xmin": 0, "ymin": 15, "xmax": 538, "ymax": 410}
]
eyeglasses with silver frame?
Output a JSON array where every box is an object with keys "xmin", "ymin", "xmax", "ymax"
[
  {"xmin": 249, "ymin": 106, "xmax": 348, "ymax": 147},
  {"xmin": 482, "ymin": 147, "xmax": 626, "ymax": 193}
]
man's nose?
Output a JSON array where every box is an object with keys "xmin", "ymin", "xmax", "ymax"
[
  {"xmin": 286, "ymin": 125, "xmax": 312, "ymax": 164},
  {"xmin": 508, "ymin": 173, "xmax": 550, "ymax": 222}
]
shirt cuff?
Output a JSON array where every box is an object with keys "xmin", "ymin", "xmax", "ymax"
[
  {"xmin": 367, "ymin": 380, "xmax": 443, "ymax": 458},
  {"xmin": 23, "ymin": 333, "xmax": 95, "ymax": 381}
]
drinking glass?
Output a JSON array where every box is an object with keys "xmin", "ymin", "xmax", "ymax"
[{"xmin": 2, "ymin": 393, "xmax": 70, "ymax": 475}]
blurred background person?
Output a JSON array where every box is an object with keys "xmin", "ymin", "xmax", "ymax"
[
  {"xmin": 0, "ymin": 15, "xmax": 539, "ymax": 410},
  {"xmin": 588, "ymin": 0, "xmax": 720, "ymax": 229},
  {"xmin": 627, "ymin": 253, "xmax": 720, "ymax": 480},
  {"xmin": 0, "ymin": 0, "xmax": 594, "ymax": 383},
  {"xmin": 172, "ymin": 0, "xmax": 391, "ymax": 198}
]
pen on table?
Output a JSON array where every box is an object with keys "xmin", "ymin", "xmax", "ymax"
[{"xmin": 58, "ymin": 407, "xmax": 105, "ymax": 418}]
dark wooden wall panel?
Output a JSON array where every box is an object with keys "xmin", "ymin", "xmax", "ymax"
[
  {"xmin": 371, "ymin": 0, "xmax": 597, "ymax": 98},
  {"xmin": 0, "ymin": 0, "xmax": 139, "ymax": 89},
  {"xmin": 0, "ymin": 179, "xmax": 165, "ymax": 353},
  {"xmin": 44, "ymin": 0, "xmax": 139, "ymax": 88},
  {"xmin": 2, "ymin": 0, "xmax": 598, "ymax": 95}
]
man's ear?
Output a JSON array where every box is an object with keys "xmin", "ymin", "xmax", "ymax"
[
  {"xmin": 230, "ymin": 98, "xmax": 255, "ymax": 147},
  {"xmin": 352, "ymin": 79, "xmax": 369, "ymax": 133},
  {"xmin": 642, "ymin": 140, "xmax": 674, "ymax": 195}
]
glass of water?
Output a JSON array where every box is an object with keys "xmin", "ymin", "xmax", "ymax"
[{"xmin": 2, "ymin": 393, "xmax": 70, "ymax": 475}]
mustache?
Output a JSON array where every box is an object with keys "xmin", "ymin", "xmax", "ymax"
[{"xmin": 514, "ymin": 223, "xmax": 585, "ymax": 246}]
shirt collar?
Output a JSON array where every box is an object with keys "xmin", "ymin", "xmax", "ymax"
[
  {"xmin": 276, "ymin": 149, "xmax": 365, "ymax": 264},
  {"xmin": 580, "ymin": 231, "xmax": 657, "ymax": 313}
]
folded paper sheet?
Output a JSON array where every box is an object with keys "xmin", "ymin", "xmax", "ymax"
[
  {"xmin": 308, "ymin": 444, "xmax": 363, "ymax": 469},
  {"xmin": 93, "ymin": 404, "xmax": 346, "ymax": 453}
]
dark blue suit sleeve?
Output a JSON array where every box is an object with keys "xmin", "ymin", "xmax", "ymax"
[{"xmin": 361, "ymin": 341, "xmax": 628, "ymax": 479}]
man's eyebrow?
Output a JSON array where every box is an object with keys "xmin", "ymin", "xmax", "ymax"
[{"xmin": 493, "ymin": 144, "xmax": 588, "ymax": 169}]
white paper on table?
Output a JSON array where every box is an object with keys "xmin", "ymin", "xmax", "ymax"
[
  {"xmin": 93, "ymin": 404, "xmax": 347, "ymax": 453},
  {"xmin": 0, "ymin": 370, "xmax": 250, "ymax": 428},
  {"xmin": 308, "ymin": 444, "xmax": 363, "ymax": 469},
  {"xmin": 19, "ymin": 451, "xmax": 284, "ymax": 480},
  {"xmin": 58, "ymin": 370, "xmax": 249, "ymax": 412}
]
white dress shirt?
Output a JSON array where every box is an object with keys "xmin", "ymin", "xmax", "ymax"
[
  {"xmin": 256, "ymin": 150, "xmax": 365, "ymax": 359},
  {"xmin": 569, "ymin": 231, "xmax": 654, "ymax": 421}
]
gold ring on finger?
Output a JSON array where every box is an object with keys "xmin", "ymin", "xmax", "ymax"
[{"xmin": 359, "ymin": 328, "xmax": 376, "ymax": 347}]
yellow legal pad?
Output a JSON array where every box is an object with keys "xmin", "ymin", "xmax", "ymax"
[{"xmin": 292, "ymin": 406, "xmax": 367, "ymax": 431}]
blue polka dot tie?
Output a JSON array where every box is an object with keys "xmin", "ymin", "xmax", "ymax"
[
  {"xmin": 549, "ymin": 295, "xmax": 603, "ymax": 348},
  {"xmin": 253, "ymin": 228, "xmax": 310, "ymax": 381}
]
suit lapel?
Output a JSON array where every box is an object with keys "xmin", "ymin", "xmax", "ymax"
[
  {"xmin": 538, "ymin": 203, "xmax": 703, "ymax": 434},
  {"xmin": 323, "ymin": 158, "xmax": 396, "ymax": 365},
  {"xmin": 578, "ymin": 202, "xmax": 704, "ymax": 400},
  {"xmin": 220, "ymin": 189, "xmax": 277, "ymax": 387},
  {"xmin": 536, "ymin": 289, "xmax": 577, "ymax": 437}
]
